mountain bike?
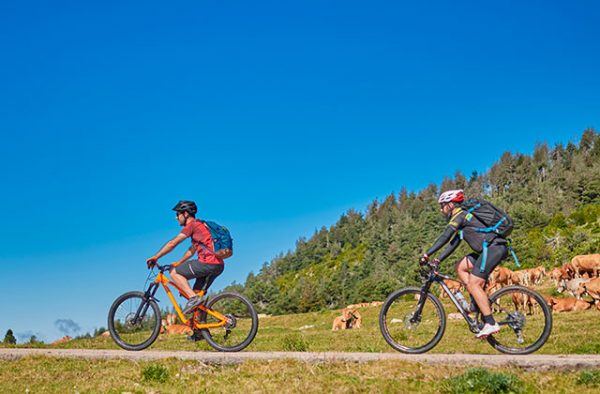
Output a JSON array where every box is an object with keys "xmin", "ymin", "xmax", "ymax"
[
  {"xmin": 379, "ymin": 261, "xmax": 552, "ymax": 354},
  {"xmin": 108, "ymin": 263, "xmax": 258, "ymax": 352}
]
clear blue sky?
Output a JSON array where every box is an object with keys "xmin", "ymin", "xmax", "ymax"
[{"xmin": 1, "ymin": 1, "xmax": 598, "ymax": 342}]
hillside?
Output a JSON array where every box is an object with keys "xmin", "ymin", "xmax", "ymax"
[{"xmin": 232, "ymin": 129, "xmax": 600, "ymax": 315}]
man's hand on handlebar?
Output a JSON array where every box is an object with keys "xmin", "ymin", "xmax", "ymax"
[
  {"xmin": 146, "ymin": 256, "xmax": 158, "ymax": 269},
  {"xmin": 419, "ymin": 254, "xmax": 440, "ymax": 268}
]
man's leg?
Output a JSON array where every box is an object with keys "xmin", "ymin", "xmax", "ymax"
[
  {"xmin": 466, "ymin": 276, "xmax": 491, "ymax": 315},
  {"xmin": 455, "ymin": 256, "xmax": 473, "ymax": 285},
  {"xmin": 172, "ymin": 261, "xmax": 207, "ymax": 314},
  {"xmin": 169, "ymin": 269, "xmax": 196, "ymax": 298}
]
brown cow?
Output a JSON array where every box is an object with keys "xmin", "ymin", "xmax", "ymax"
[
  {"xmin": 489, "ymin": 266, "xmax": 513, "ymax": 288},
  {"xmin": 346, "ymin": 309, "xmax": 363, "ymax": 329},
  {"xmin": 165, "ymin": 324, "xmax": 193, "ymax": 335},
  {"xmin": 527, "ymin": 266, "xmax": 546, "ymax": 285},
  {"xmin": 331, "ymin": 315, "xmax": 347, "ymax": 331},
  {"xmin": 548, "ymin": 297, "xmax": 592, "ymax": 312},
  {"xmin": 571, "ymin": 254, "xmax": 600, "ymax": 278},
  {"xmin": 511, "ymin": 269, "xmax": 530, "ymax": 286},
  {"xmin": 441, "ymin": 279, "xmax": 464, "ymax": 298},
  {"xmin": 580, "ymin": 277, "xmax": 600, "ymax": 305},
  {"xmin": 512, "ymin": 292, "xmax": 535, "ymax": 315},
  {"xmin": 332, "ymin": 308, "xmax": 362, "ymax": 330}
]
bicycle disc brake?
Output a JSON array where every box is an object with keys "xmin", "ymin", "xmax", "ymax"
[
  {"xmin": 403, "ymin": 311, "xmax": 421, "ymax": 330},
  {"xmin": 506, "ymin": 311, "xmax": 526, "ymax": 343}
]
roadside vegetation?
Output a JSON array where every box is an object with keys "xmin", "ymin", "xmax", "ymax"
[{"xmin": 1, "ymin": 357, "xmax": 599, "ymax": 393}]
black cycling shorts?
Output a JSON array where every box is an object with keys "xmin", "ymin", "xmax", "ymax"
[
  {"xmin": 174, "ymin": 260, "xmax": 224, "ymax": 291},
  {"xmin": 466, "ymin": 243, "xmax": 508, "ymax": 279}
]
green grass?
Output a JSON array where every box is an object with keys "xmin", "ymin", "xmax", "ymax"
[
  {"xmin": 442, "ymin": 368, "xmax": 525, "ymax": 394},
  {"xmin": 1, "ymin": 357, "xmax": 600, "ymax": 393}
]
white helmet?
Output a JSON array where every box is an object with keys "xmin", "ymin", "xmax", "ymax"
[{"xmin": 438, "ymin": 189, "xmax": 465, "ymax": 204}]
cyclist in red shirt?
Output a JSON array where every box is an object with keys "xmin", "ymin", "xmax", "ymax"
[{"xmin": 146, "ymin": 201, "xmax": 224, "ymax": 315}]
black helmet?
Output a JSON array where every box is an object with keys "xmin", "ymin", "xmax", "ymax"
[{"xmin": 172, "ymin": 200, "xmax": 197, "ymax": 216}]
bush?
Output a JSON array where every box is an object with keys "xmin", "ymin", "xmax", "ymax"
[
  {"xmin": 442, "ymin": 368, "xmax": 524, "ymax": 394},
  {"xmin": 142, "ymin": 364, "xmax": 169, "ymax": 383},
  {"xmin": 577, "ymin": 370, "xmax": 600, "ymax": 387},
  {"xmin": 281, "ymin": 333, "xmax": 309, "ymax": 352}
]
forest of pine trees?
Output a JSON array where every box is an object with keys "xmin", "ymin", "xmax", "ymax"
[{"xmin": 227, "ymin": 129, "xmax": 600, "ymax": 315}]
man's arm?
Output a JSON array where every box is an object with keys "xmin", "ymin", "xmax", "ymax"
[
  {"xmin": 147, "ymin": 233, "xmax": 188, "ymax": 265},
  {"xmin": 425, "ymin": 209, "xmax": 466, "ymax": 258},
  {"xmin": 172, "ymin": 246, "xmax": 195, "ymax": 267},
  {"xmin": 425, "ymin": 226, "xmax": 456, "ymax": 256},
  {"xmin": 437, "ymin": 233, "xmax": 461, "ymax": 262}
]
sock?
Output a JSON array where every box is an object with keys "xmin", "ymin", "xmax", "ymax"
[{"xmin": 483, "ymin": 314, "xmax": 496, "ymax": 325}]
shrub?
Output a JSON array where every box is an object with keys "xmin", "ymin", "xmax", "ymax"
[
  {"xmin": 281, "ymin": 333, "xmax": 309, "ymax": 352},
  {"xmin": 442, "ymin": 368, "xmax": 524, "ymax": 394},
  {"xmin": 577, "ymin": 370, "xmax": 600, "ymax": 387},
  {"xmin": 142, "ymin": 364, "xmax": 169, "ymax": 383}
]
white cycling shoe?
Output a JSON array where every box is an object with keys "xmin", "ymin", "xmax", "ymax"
[{"xmin": 475, "ymin": 323, "xmax": 500, "ymax": 339}]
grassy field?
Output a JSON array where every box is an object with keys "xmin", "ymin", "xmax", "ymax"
[
  {"xmin": 1, "ymin": 356, "xmax": 600, "ymax": 393},
  {"xmin": 13, "ymin": 283, "xmax": 595, "ymax": 354},
  {"xmin": 2, "ymin": 284, "xmax": 600, "ymax": 392}
]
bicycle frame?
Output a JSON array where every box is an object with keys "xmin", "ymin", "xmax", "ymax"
[
  {"xmin": 417, "ymin": 269, "xmax": 481, "ymax": 333},
  {"xmin": 142, "ymin": 270, "xmax": 229, "ymax": 330}
]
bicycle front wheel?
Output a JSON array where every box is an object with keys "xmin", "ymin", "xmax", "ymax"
[
  {"xmin": 198, "ymin": 292, "xmax": 258, "ymax": 352},
  {"xmin": 485, "ymin": 285, "xmax": 552, "ymax": 354},
  {"xmin": 107, "ymin": 291, "xmax": 161, "ymax": 351},
  {"xmin": 379, "ymin": 287, "xmax": 446, "ymax": 354}
]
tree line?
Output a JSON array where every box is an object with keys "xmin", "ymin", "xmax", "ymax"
[{"xmin": 225, "ymin": 129, "xmax": 599, "ymax": 315}]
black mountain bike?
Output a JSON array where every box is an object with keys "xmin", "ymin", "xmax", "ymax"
[{"xmin": 379, "ymin": 261, "xmax": 552, "ymax": 354}]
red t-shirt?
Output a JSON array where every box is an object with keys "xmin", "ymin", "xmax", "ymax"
[{"xmin": 180, "ymin": 220, "xmax": 224, "ymax": 265}]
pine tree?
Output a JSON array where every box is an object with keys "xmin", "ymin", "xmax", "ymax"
[{"xmin": 3, "ymin": 329, "xmax": 16, "ymax": 345}]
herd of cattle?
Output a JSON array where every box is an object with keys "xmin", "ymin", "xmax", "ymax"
[
  {"xmin": 443, "ymin": 253, "xmax": 600, "ymax": 314},
  {"xmin": 330, "ymin": 253, "xmax": 600, "ymax": 330}
]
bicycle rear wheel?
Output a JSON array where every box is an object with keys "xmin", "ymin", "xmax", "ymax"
[
  {"xmin": 198, "ymin": 292, "xmax": 258, "ymax": 352},
  {"xmin": 108, "ymin": 291, "xmax": 161, "ymax": 351},
  {"xmin": 379, "ymin": 287, "xmax": 446, "ymax": 354},
  {"xmin": 485, "ymin": 285, "xmax": 552, "ymax": 354}
]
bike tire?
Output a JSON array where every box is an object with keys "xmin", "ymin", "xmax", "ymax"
[
  {"xmin": 199, "ymin": 292, "xmax": 259, "ymax": 352},
  {"xmin": 107, "ymin": 291, "xmax": 161, "ymax": 351},
  {"xmin": 486, "ymin": 285, "xmax": 552, "ymax": 355},
  {"xmin": 379, "ymin": 287, "xmax": 447, "ymax": 354}
]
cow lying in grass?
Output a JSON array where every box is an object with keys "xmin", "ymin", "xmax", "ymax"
[
  {"xmin": 332, "ymin": 308, "xmax": 362, "ymax": 331},
  {"xmin": 547, "ymin": 297, "xmax": 593, "ymax": 312}
]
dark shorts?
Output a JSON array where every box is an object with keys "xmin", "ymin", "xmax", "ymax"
[
  {"xmin": 174, "ymin": 260, "xmax": 224, "ymax": 291},
  {"xmin": 466, "ymin": 243, "xmax": 508, "ymax": 279}
]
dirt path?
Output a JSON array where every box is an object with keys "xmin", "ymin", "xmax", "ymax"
[{"xmin": 2, "ymin": 348, "xmax": 600, "ymax": 370}]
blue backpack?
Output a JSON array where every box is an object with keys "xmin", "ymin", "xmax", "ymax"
[{"xmin": 200, "ymin": 220, "xmax": 233, "ymax": 259}]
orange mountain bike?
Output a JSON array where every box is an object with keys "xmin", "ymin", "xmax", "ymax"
[{"xmin": 108, "ymin": 263, "xmax": 258, "ymax": 351}]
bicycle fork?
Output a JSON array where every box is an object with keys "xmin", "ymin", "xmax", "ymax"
[{"xmin": 131, "ymin": 283, "xmax": 160, "ymax": 324}]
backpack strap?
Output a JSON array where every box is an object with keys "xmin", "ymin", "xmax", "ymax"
[
  {"xmin": 479, "ymin": 240, "xmax": 489, "ymax": 272},
  {"xmin": 474, "ymin": 216, "xmax": 508, "ymax": 234},
  {"xmin": 507, "ymin": 238, "xmax": 521, "ymax": 268}
]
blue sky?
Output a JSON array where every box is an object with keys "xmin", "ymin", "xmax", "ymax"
[{"xmin": 1, "ymin": 1, "xmax": 598, "ymax": 342}]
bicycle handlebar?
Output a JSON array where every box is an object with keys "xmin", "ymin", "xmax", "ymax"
[{"xmin": 152, "ymin": 263, "xmax": 172, "ymax": 272}]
